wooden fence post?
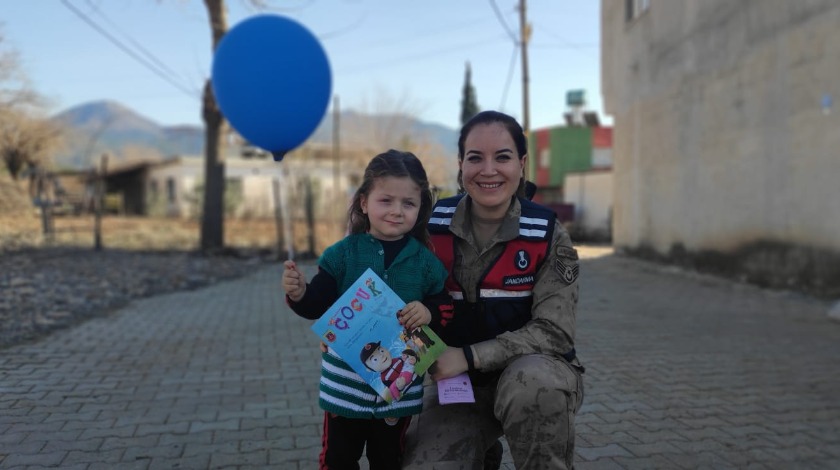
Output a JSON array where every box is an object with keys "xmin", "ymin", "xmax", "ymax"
[{"xmin": 94, "ymin": 154, "xmax": 108, "ymax": 251}]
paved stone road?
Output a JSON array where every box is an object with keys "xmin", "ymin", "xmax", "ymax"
[{"xmin": 2, "ymin": 249, "xmax": 839, "ymax": 469}]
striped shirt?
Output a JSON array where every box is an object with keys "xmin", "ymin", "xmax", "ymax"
[{"xmin": 315, "ymin": 233, "xmax": 448, "ymax": 418}]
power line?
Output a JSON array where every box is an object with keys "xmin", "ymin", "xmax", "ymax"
[
  {"xmin": 488, "ymin": 0, "xmax": 518, "ymax": 43},
  {"xmin": 530, "ymin": 19, "xmax": 599, "ymax": 54},
  {"xmin": 487, "ymin": 0, "xmax": 521, "ymax": 116},
  {"xmin": 530, "ymin": 42, "xmax": 599, "ymax": 49},
  {"xmin": 340, "ymin": 34, "xmax": 509, "ymax": 74},
  {"xmin": 60, "ymin": 0, "xmax": 198, "ymax": 100},
  {"xmin": 499, "ymin": 43, "xmax": 519, "ymax": 110},
  {"xmin": 84, "ymin": 0, "xmax": 189, "ymax": 86}
]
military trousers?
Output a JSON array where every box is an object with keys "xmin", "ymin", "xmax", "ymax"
[{"xmin": 403, "ymin": 354, "xmax": 584, "ymax": 470}]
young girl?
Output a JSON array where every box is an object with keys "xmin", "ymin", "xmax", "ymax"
[{"xmin": 282, "ymin": 149, "xmax": 449, "ymax": 470}]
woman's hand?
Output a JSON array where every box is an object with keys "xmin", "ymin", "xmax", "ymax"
[
  {"xmin": 398, "ymin": 301, "xmax": 431, "ymax": 330},
  {"xmin": 430, "ymin": 346, "xmax": 469, "ymax": 381},
  {"xmin": 282, "ymin": 260, "xmax": 307, "ymax": 302}
]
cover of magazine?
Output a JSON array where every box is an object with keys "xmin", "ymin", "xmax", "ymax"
[{"xmin": 311, "ymin": 268, "xmax": 446, "ymax": 403}]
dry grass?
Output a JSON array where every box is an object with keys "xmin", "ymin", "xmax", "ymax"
[
  {"xmin": 0, "ymin": 169, "xmax": 285, "ymax": 252},
  {"xmin": 0, "ymin": 211, "xmax": 345, "ymax": 255}
]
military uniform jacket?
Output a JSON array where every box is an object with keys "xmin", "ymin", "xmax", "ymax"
[{"xmin": 428, "ymin": 194, "xmax": 582, "ymax": 373}]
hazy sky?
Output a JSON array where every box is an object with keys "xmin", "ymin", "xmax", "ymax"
[{"xmin": 2, "ymin": 1, "xmax": 605, "ymax": 131}]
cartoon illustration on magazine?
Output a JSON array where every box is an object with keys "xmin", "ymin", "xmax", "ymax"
[{"xmin": 360, "ymin": 341, "xmax": 419, "ymax": 402}]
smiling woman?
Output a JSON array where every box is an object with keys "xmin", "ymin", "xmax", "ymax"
[
  {"xmin": 404, "ymin": 110, "xmax": 585, "ymax": 470},
  {"xmin": 458, "ymin": 119, "xmax": 527, "ymax": 220}
]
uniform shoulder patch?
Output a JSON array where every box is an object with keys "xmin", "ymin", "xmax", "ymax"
[{"xmin": 554, "ymin": 246, "xmax": 580, "ymax": 284}]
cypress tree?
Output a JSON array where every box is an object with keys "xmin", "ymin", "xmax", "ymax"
[{"xmin": 460, "ymin": 62, "xmax": 480, "ymax": 125}]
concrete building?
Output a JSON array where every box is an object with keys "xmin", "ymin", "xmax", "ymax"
[
  {"xmin": 530, "ymin": 121, "xmax": 613, "ymax": 241},
  {"xmin": 564, "ymin": 168, "xmax": 613, "ymax": 242},
  {"xmin": 146, "ymin": 155, "xmax": 284, "ymax": 218},
  {"xmin": 93, "ymin": 144, "xmax": 363, "ymax": 221},
  {"xmin": 601, "ymin": 0, "xmax": 840, "ymax": 296}
]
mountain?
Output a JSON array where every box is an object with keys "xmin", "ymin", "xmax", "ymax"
[
  {"xmin": 51, "ymin": 101, "xmax": 204, "ymax": 169},
  {"xmin": 50, "ymin": 101, "xmax": 458, "ymax": 170},
  {"xmin": 308, "ymin": 110, "xmax": 459, "ymax": 152}
]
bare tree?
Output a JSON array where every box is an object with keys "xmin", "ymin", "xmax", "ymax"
[
  {"xmin": 199, "ymin": 0, "xmax": 275, "ymax": 252},
  {"xmin": 346, "ymin": 87, "xmax": 458, "ymax": 193},
  {"xmin": 199, "ymin": 0, "xmax": 228, "ymax": 252},
  {"xmin": 0, "ymin": 27, "xmax": 62, "ymax": 179},
  {"xmin": 0, "ymin": 29, "xmax": 39, "ymax": 112},
  {"xmin": 0, "ymin": 109, "xmax": 62, "ymax": 179}
]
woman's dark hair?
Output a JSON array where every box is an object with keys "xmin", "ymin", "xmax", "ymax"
[
  {"xmin": 347, "ymin": 149, "xmax": 434, "ymax": 247},
  {"xmin": 456, "ymin": 110, "xmax": 528, "ymax": 196}
]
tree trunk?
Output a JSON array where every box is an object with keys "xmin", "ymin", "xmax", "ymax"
[{"xmin": 200, "ymin": 0, "xmax": 228, "ymax": 252}]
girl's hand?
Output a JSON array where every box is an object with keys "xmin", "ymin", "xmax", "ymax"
[
  {"xmin": 282, "ymin": 260, "xmax": 307, "ymax": 302},
  {"xmin": 430, "ymin": 347, "xmax": 469, "ymax": 381},
  {"xmin": 398, "ymin": 301, "xmax": 431, "ymax": 330}
]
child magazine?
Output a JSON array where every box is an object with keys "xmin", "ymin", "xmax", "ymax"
[{"xmin": 311, "ymin": 268, "xmax": 446, "ymax": 403}]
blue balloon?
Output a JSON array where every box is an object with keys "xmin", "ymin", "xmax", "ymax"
[{"xmin": 211, "ymin": 15, "xmax": 332, "ymax": 161}]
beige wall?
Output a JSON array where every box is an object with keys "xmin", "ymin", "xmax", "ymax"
[
  {"xmin": 146, "ymin": 158, "xmax": 202, "ymax": 217},
  {"xmin": 564, "ymin": 170, "xmax": 613, "ymax": 241},
  {"xmin": 602, "ymin": 0, "xmax": 840, "ymax": 254}
]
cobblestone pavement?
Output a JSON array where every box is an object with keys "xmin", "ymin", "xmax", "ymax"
[{"xmin": 2, "ymin": 248, "xmax": 839, "ymax": 469}]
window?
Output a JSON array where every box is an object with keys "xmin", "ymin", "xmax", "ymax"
[
  {"xmin": 149, "ymin": 179, "xmax": 159, "ymax": 199},
  {"xmin": 626, "ymin": 0, "xmax": 650, "ymax": 22},
  {"xmin": 166, "ymin": 177, "xmax": 176, "ymax": 203}
]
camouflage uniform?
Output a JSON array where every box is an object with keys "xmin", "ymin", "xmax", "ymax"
[{"xmin": 404, "ymin": 195, "xmax": 584, "ymax": 469}]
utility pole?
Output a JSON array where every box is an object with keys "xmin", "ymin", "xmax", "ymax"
[{"xmin": 519, "ymin": 0, "xmax": 533, "ymax": 180}]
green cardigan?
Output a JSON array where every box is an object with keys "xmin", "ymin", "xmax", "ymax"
[{"xmin": 316, "ymin": 233, "xmax": 448, "ymax": 418}]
